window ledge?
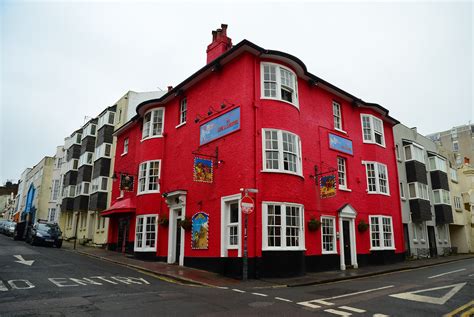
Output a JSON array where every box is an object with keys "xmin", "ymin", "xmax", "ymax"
[
  {"xmin": 420, "ymin": 239, "xmax": 426, "ymax": 244},
  {"xmin": 262, "ymin": 247, "xmax": 306, "ymax": 252},
  {"xmin": 260, "ymin": 96, "xmax": 299, "ymax": 110},
  {"xmin": 401, "ymin": 197, "xmax": 407, "ymax": 201},
  {"xmin": 339, "ymin": 187, "xmax": 352, "ymax": 192},
  {"xmin": 261, "ymin": 169, "xmax": 304, "ymax": 179},
  {"xmin": 322, "ymin": 251, "xmax": 338, "ymax": 255},
  {"xmin": 367, "ymin": 192, "xmax": 391, "ymax": 197},
  {"xmin": 362, "ymin": 140, "xmax": 386, "ymax": 148},
  {"xmin": 176, "ymin": 122, "xmax": 186, "ymax": 129},
  {"xmin": 121, "ymin": 152, "xmax": 128, "ymax": 157},
  {"xmin": 137, "ymin": 190, "xmax": 161, "ymax": 196},
  {"xmin": 141, "ymin": 135, "xmax": 164, "ymax": 142},
  {"xmin": 227, "ymin": 246, "xmax": 238, "ymax": 250},
  {"xmin": 369, "ymin": 247, "xmax": 396, "ymax": 251},
  {"xmin": 334, "ymin": 128, "xmax": 347, "ymax": 135}
]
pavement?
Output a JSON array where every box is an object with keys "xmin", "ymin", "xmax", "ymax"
[{"xmin": 63, "ymin": 241, "xmax": 474, "ymax": 289}]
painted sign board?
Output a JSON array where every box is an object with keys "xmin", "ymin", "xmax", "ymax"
[
  {"xmin": 192, "ymin": 212, "xmax": 209, "ymax": 249},
  {"xmin": 200, "ymin": 107, "xmax": 240, "ymax": 145},
  {"xmin": 320, "ymin": 175, "xmax": 336, "ymax": 199},
  {"xmin": 329, "ymin": 133, "xmax": 353, "ymax": 155}
]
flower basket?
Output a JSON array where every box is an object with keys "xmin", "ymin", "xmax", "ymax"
[
  {"xmin": 158, "ymin": 215, "xmax": 169, "ymax": 227},
  {"xmin": 179, "ymin": 217, "xmax": 192, "ymax": 231},
  {"xmin": 307, "ymin": 218, "xmax": 321, "ymax": 232},
  {"xmin": 358, "ymin": 220, "xmax": 369, "ymax": 233}
]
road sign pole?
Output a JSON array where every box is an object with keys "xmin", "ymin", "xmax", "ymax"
[{"xmin": 243, "ymin": 213, "xmax": 248, "ymax": 281}]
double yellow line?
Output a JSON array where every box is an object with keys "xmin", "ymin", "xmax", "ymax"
[{"xmin": 444, "ymin": 300, "xmax": 474, "ymax": 317}]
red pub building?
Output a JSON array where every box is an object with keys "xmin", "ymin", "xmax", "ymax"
[{"xmin": 104, "ymin": 25, "xmax": 404, "ymax": 278}]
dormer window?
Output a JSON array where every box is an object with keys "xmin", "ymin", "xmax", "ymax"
[
  {"xmin": 261, "ymin": 62, "xmax": 298, "ymax": 107},
  {"xmin": 142, "ymin": 108, "xmax": 165, "ymax": 140}
]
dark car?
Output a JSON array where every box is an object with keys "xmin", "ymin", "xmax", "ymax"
[
  {"xmin": 27, "ymin": 222, "xmax": 63, "ymax": 248},
  {"xmin": 5, "ymin": 221, "xmax": 16, "ymax": 237}
]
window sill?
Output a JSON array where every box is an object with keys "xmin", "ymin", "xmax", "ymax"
[
  {"xmin": 420, "ymin": 239, "xmax": 426, "ymax": 244},
  {"xmin": 333, "ymin": 128, "xmax": 347, "ymax": 135},
  {"xmin": 176, "ymin": 122, "xmax": 186, "ymax": 129},
  {"xmin": 455, "ymin": 208, "xmax": 463, "ymax": 212},
  {"xmin": 227, "ymin": 246, "xmax": 238, "ymax": 250},
  {"xmin": 121, "ymin": 152, "xmax": 128, "ymax": 157},
  {"xmin": 339, "ymin": 187, "xmax": 352, "ymax": 192},
  {"xmin": 141, "ymin": 135, "xmax": 164, "ymax": 142},
  {"xmin": 260, "ymin": 97, "xmax": 299, "ymax": 110},
  {"xmin": 262, "ymin": 247, "xmax": 306, "ymax": 252},
  {"xmin": 322, "ymin": 251, "xmax": 338, "ymax": 255},
  {"xmin": 134, "ymin": 248, "xmax": 157, "ymax": 253},
  {"xmin": 367, "ymin": 191, "xmax": 391, "ymax": 197},
  {"xmin": 401, "ymin": 197, "xmax": 407, "ymax": 201},
  {"xmin": 362, "ymin": 140, "xmax": 386, "ymax": 148},
  {"xmin": 369, "ymin": 247, "xmax": 396, "ymax": 251},
  {"xmin": 261, "ymin": 169, "xmax": 304, "ymax": 179},
  {"xmin": 137, "ymin": 190, "xmax": 160, "ymax": 196},
  {"xmin": 397, "ymin": 159, "xmax": 403, "ymax": 163}
]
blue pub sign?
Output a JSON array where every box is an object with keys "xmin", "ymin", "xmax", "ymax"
[
  {"xmin": 200, "ymin": 107, "xmax": 240, "ymax": 145},
  {"xmin": 329, "ymin": 133, "xmax": 353, "ymax": 155}
]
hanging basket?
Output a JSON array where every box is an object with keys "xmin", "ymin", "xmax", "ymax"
[
  {"xmin": 307, "ymin": 218, "xmax": 321, "ymax": 232},
  {"xmin": 158, "ymin": 215, "xmax": 169, "ymax": 227},
  {"xmin": 358, "ymin": 220, "xmax": 369, "ymax": 233},
  {"xmin": 179, "ymin": 217, "xmax": 192, "ymax": 231}
]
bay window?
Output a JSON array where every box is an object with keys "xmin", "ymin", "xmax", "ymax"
[
  {"xmin": 404, "ymin": 143, "xmax": 425, "ymax": 163},
  {"xmin": 429, "ymin": 156, "xmax": 447, "ymax": 172},
  {"xmin": 261, "ymin": 63, "xmax": 298, "ymax": 107},
  {"xmin": 135, "ymin": 214, "xmax": 157, "ymax": 252},
  {"xmin": 91, "ymin": 176, "xmax": 109, "ymax": 193},
  {"xmin": 142, "ymin": 108, "xmax": 165, "ymax": 139},
  {"xmin": 263, "ymin": 129, "xmax": 302, "ymax": 175},
  {"xmin": 138, "ymin": 160, "xmax": 161, "ymax": 194},
  {"xmin": 98, "ymin": 111, "xmax": 115, "ymax": 128},
  {"xmin": 95, "ymin": 143, "xmax": 112, "ymax": 160},
  {"xmin": 78, "ymin": 152, "xmax": 93, "ymax": 167},
  {"xmin": 361, "ymin": 114, "xmax": 385, "ymax": 146},
  {"xmin": 369, "ymin": 215, "xmax": 394, "ymax": 250},
  {"xmin": 408, "ymin": 182, "xmax": 429, "ymax": 200},
  {"xmin": 75, "ymin": 182, "xmax": 90, "ymax": 196},
  {"xmin": 432, "ymin": 189, "xmax": 450, "ymax": 205},
  {"xmin": 262, "ymin": 202, "xmax": 304, "ymax": 250},
  {"xmin": 364, "ymin": 162, "xmax": 389, "ymax": 195}
]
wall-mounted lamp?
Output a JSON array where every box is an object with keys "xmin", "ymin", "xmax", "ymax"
[
  {"xmin": 194, "ymin": 115, "xmax": 203, "ymax": 123},
  {"xmin": 207, "ymin": 106, "xmax": 217, "ymax": 116}
]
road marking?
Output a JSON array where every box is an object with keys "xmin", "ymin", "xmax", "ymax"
[
  {"xmin": 324, "ymin": 308, "xmax": 352, "ymax": 316},
  {"xmin": 232, "ymin": 288, "xmax": 245, "ymax": 293},
  {"xmin": 216, "ymin": 286, "xmax": 229, "ymax": 289},
  {"xmin": 275, "ymin": 297, "xmax": 293, "ymax": 302},
  {"xmin": 390, "ymin": 283, "xmax": 466, "ymax": 305},
  {"xmin": 252, "ymin": 292, "xmax": 268, "ymax": 297},
  {"xmin": 8, "ymin": 279, "xmax": 35, "ymax": 290},
  {"xmin": 373, "ymin": 314, "xmax": 390, "ymax": 317},
  {"xmin": 339, "ymin": 306, "xmax": 366, "ymax": 313},
  {"xmin": 13, "ymin": 255, "xmax": 34, "ymax": 266},
  {"xmin": 461, "ymin": 307, "xmax": 474, "ymax": 317},
  {"xmin": 428, "ymin": 268, "xmax": 466, "ymax": 279},
  {"xmin": 0, "ymin": 281, "xmax": 8, "ymax": 292},
  {"xmin": 468, "ymin": 274, "xmax": 474, "ymax": 277},
  {"xmin": 443, "ymin": 300, "xmax": 474, "ymax": 317},
  {"xmin": 298, "ymin": 285, "xmax": 394, "ymax": 309}
]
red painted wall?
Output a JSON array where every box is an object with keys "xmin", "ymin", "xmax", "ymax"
[{"xmin": 108, "ymin": 49, "xmax": 403, "ymax": 262}]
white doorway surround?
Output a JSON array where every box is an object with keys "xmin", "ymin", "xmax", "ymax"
[
  {"xmin": 338, "ymin": 204, "xmax": 358, "ymax": 270},
  {"xmin": 164, "ymin": 190, "xmax": 187, "ymax": 266}
]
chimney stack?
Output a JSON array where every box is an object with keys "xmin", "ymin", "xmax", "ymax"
[{"xmin": 206, "ymin": 24, "xmax": 232, "ymax": 64}]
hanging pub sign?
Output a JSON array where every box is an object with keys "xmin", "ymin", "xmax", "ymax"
[
  {"xmin": 200, "ymin": 107, "xmax": 240, "ymax": 145},
  {"xmin": 320, "ymin": 175, "xmax": 336, "ymax": 199},
  {"xmin": 191, "ymin": 212, "xmax": 209, "ymax": 250},
  {"xmin": 193, "ymin": 157, "xmax": 213, "ymax": 183},
  {"xmin": 329, "ymin": 133, "xmax": 353, "ymax": 155},
  {"xmin": 120, "ymin": 174, "xmax": 134, "ymax": 191}
]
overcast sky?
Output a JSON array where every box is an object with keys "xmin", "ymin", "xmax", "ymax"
[{"xmin": 1, "ymin": 0, "xmax": 472, "ymax": 184}]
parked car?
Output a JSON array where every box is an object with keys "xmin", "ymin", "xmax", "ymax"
[
  {"xmin": 26, "ymin": 222, "xmax": 63, "ymax": 248},
  {"xmin": 0, "ymin": 220, "xmax": 13, "ymax": 235},
  {"xmin": 5, "ymin": 222, "xmax": 16, "ymax": 237}
]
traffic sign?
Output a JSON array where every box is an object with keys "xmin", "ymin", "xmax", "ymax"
[{"xmin": 241, "ymin": 195, "xmax": 254, "ymax": 214}]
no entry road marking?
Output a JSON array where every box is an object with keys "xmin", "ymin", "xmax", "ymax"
[
  {"xmin": 13, "ymin": 255, "xmax": 34, "ymax": 266},
  {"xmin": 428, "ymin": 268, "xmax": 466, "ymax": 279}
]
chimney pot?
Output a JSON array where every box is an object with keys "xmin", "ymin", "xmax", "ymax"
[
  {"xmin": 167, "ymin": 86, "xmax": 173, "ymax": 91},
  {"xmin": 206, "ymin": 24, "xmax": 233, "ymax": 64}
]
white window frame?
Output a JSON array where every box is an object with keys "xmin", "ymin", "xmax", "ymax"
[
  {"xmin": 363, "ymin": 161, "xmax": 390, "ymax": 195},
  {"xmin": 408, "ymin": 182, "xmax": 430, "ymax": 201},
  {"xmin": 50, "ymin": 179, "xmax": 60, "ymax": 201},
  {"xmin": 137, "ymin": 160, "xmax": 161, "ymax": 195},
  {"xmin": 98, "ymin": 111, "xmax": 116, "ymax": 128},
  {"xmin": 94, "ymin": 143, "xmax": 112, "ymax": 161},
  {"xmin": 260, "ymin": 62, "xmax": 299, "ymax": 108},
  {"xmin": 429, "ymin": 156, "xmax": 447, "ymax": 173},
  {"xmin": 454, "ymin": 196, "xmax": 462, "ymax": 210},
  {"xmin": 91, "ymin": 176, "xmax": 109, "ymax": 193},
  {"xmin": 369, "ymin": 215, "xmax": 395, "ymax": 250},
  {"xmin": 450, "ymin": 168, "xmax": 458, "ymax": 182},
  {"xmin": 361, "ymin": 114, "xmax": 385, "ymax": 147},
  {"xmin": 81, "ymin": 123, "xmax": 97, "ymax": 139},
  {"xmin": 75, "ymin": 182, "xmax": 90, "ymax": 197},
  {"xmin": 400, "ymin": 182, "xmax": 406, "ymax": 200},
  {"xmin": 321, "ymin": 216, "xmax": 337, "ymax": 254},
  {"xmin": 134, "ymin": 214, "xmax": 158, "ymax": 252},
  {"xmin": 122, "ymin": 138, "xmax": 129, "ymax": 156},
  {"xmin": 404, "ymin": 143, "xmax": 425, "ymax": 164},
  {"xmin": 432, "ymin": 189, "xmax": 451, "ymax": 205},
  {"xmin": 337, "ymin": 157, "xmax": 348, "ymax": 190},
  {"xmin": 179, "ymin": 98, "xmax": 187, "ymax": 125},
  {"xmin": 333, "ymin": 101, "xmax": 344, "ymax": 132},
  {"xmin": 142, "ymin": 108, "xmax": 165, "ymax": 140},
  {"xmin": 262, "ymin": 128, "xmax": 302, "ymax": 176},
  {"xmin": 226, "ymin": 201, "xmax": 240, "ymax": 250},
  {"xmin": 73, "ymin": 133, "xmax": 82, "ymax": 145},
  {"xmin": 78, "ymin": 152, "xmax": 93, "ymax": 167},
  {"xmin": 262, "ymin": 202, "xmax": 305, "ymax": 251},
  {"xmin": 62, "ymin": 185, "xmax": 76, "ymax": 198},
  {"xmin": 395, "ymin": 144, "xmax": 401, "ymax": 161},
  {"xmin": 452, "ymin": 140, "xmax": 459, "ymax": 152},
  {"xmin": 47, "ymin": 208, "xmax": 57, "ymax": 223}
]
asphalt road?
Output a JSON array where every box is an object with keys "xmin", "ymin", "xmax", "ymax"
[{"xmin": 1, "ymin": 233, "xmax": 473, "ymax": 316}]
